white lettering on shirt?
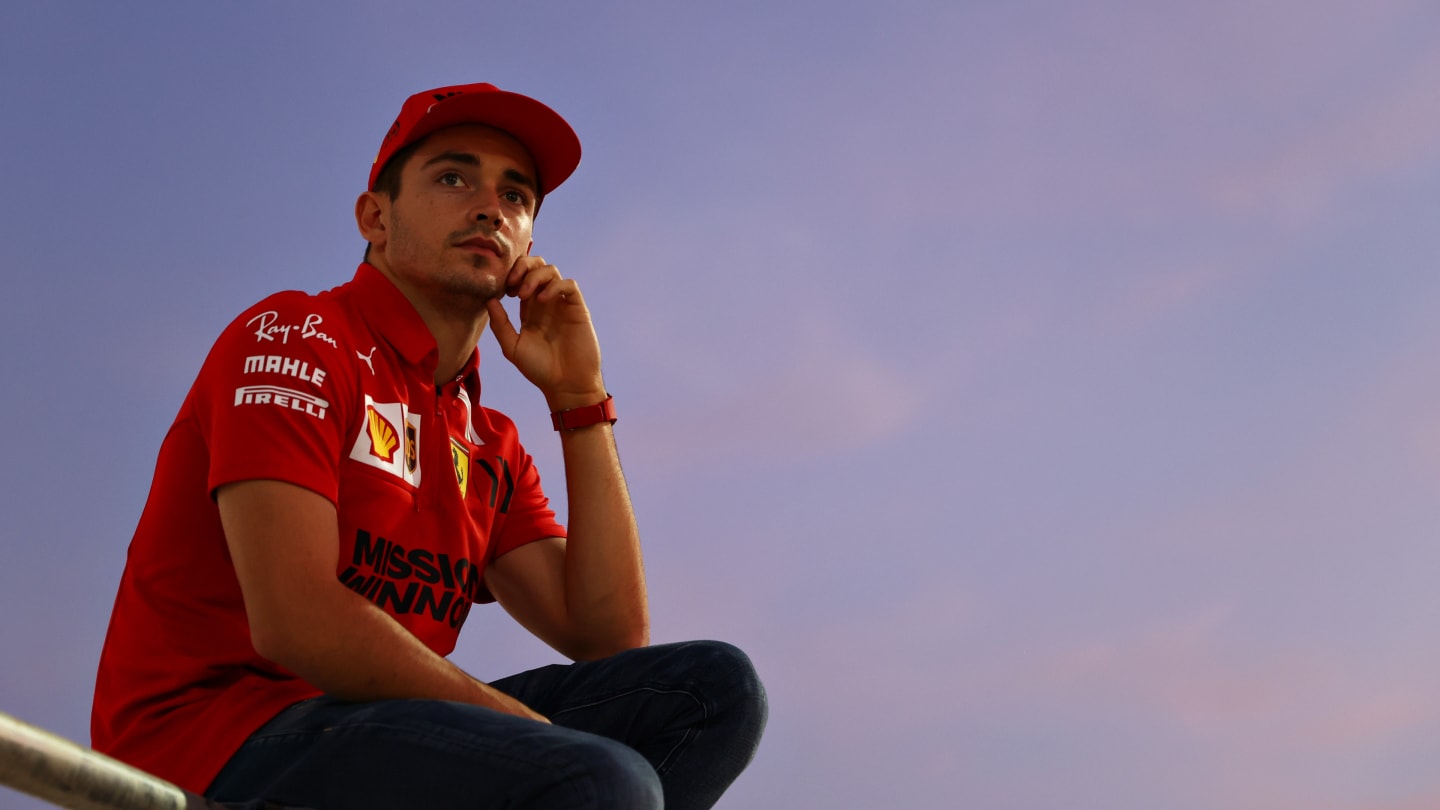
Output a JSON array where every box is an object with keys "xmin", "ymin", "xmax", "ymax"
[
  {"xmin": 233, "ymin": 385, "xmax": 329, "ymax": 420},
  {"xmin": 245, "ymin": 311, "xmax": 339, "ymax": 348},
  {"xmin": 243, "ymin": 355, "xmax": 328, "ymax": 387}
]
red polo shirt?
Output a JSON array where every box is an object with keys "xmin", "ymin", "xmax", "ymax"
[{"xmin": 92, "ymin": 263, "xmax": 565, "ymax": 792}]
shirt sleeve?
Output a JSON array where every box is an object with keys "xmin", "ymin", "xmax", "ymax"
[
  {"xmin": 192, "ymin": 292, "xmax": 357, "ymax": 505},
  {"xmin": 489, "ymin": 447, "xmax": 566, "ymax": 560}
]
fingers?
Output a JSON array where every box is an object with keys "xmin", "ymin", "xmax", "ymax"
[
  {"xmin": 485, "ymin": 298, "xmax": 518, "ymax": 355},
  {"xmin": 505, "ymin": 256, "xmax": 583, "ymax": 303},
  {"xmin": 488, "ymin": 257, "xmax": 603, "ymax": 394},
  {"xmin": 504, "ymin": 255, "xmax": 548, "ymax": 296},
  {"xmin": 536, "ymin": 277, "xmax": 581, "ymax": 304}
]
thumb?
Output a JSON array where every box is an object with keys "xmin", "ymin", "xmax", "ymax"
[{"xmin": 486, "ymin": 299, "xmax": 518, "ymax": 357}]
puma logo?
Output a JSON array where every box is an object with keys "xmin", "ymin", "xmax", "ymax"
[{"xmin": 357, "ymin": 346, "xmax": 377, "ymax": 374}]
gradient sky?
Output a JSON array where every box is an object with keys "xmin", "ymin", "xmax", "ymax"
[{"xmin": 5, "ymin": 2, "xmax": 1440, "ymax": 808}]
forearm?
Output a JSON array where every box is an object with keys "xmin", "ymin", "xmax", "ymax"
[
  {"xmin": 260, "ymin": 582, "xmax": 544, "ymax": 720},
  {"xmin": 556, "ymin": 419, "xmax": 649, "ymax": 655},
  {"xmin": 486, "ymin": 263, "xmax": 648, "ymax": 656},
  {"xmin": 218, "ymin": 480, "xmax": 543, "ymax": 721}
]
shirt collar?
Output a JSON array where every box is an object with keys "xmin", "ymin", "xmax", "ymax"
[{"xmin": 349, "ymin": 263, "xmax": 482, "ymax": 395}]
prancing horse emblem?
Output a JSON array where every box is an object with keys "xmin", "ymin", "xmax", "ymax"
[{"xmin": 450, "ymin": 439, "xmax": 470, "ymax": 497}]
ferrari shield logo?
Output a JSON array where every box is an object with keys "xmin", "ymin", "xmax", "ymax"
[{"xmin": 450, "ymin": 438, "xmax": 469, "ymax": 496}]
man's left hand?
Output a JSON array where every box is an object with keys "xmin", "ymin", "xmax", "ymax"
[{"xmin": 486, "ymin": 256, "xmax": 606, "ymax": 410}]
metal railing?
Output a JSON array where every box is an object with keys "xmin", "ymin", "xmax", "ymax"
[{"xmin": 0, "ymin": 710, "xmax": 218, "ymax": 810}]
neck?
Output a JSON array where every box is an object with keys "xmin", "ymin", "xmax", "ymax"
[
  {"xmin": 421, "ymin": 311, "xmax": 486, "ymax": 385},
  {"xmin": 367, "ymin": 259, "xmax": 488, "ymax": 384}
]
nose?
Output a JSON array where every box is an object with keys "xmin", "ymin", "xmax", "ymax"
[{"xmin": 469, "ymin": 190, "xmax": 504, "ymax": 227}]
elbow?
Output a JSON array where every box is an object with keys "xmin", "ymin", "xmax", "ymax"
[
  {"xmin": 568, "ymin": 621, "xmax": 649, "ymax": 662},
  {"xmin": 247, "ymin": 616, "xmax": 302, "ymax": 667},
  {"xmin": 604, "ymin": 611, "xmax": 650, "ymax": 656},
  {"xmin": 629, "ymin": 622, "xmax": 651, "ymax": 650},
  {"xmin": 242, "ymin": 582, "xmax": 350, "ymax": 670},
  {"xmin": 609, "ymin": 626, "xmax": 651, "ymax": 656},
  {"xmin": 247, "ymin": 601, "xmax": 332, "ymax": 671}
]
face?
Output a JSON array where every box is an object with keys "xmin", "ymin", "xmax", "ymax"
[{"xmin": 362, "ymin": 124, "xmax": 539, "ymax": 313}]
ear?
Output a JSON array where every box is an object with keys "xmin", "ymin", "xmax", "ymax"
[{"xmin": 355, "ymin": 191, "xmax": 389, "ymax": 249}]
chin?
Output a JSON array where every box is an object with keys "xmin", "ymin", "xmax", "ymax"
[{"xmin": 439, "ymin": 271, "xmax": 504, "ymax": 304}]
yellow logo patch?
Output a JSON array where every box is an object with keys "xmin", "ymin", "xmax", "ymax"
[
  {"xmin": 450, "ymin": 438, "xmax": 469, "ymax": 496},
  {"xmin": 366, "ymin": 406, "xmax": 399, "ymax": 462}
]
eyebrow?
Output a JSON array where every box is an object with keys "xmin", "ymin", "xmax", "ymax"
[{"xmin": 421, "ymin": 151, "xmax": 538, "ymax": 195}]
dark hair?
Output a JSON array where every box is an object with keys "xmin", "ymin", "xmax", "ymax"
[
  {"xmin": 372, "ymin": 138, "xmax": 427, "ymax": 200},
  {"xmin": 363, "ymin": 139, "xmax": 425, "ymax": 261}
]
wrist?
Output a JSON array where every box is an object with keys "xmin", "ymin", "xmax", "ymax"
[
  {"xmin": 544, "ymin": 388, "xmax": 609, "ymax": 413},
  {"xmin": 551, "ymin": 394, "xmax": 616, "ymax": 431}
]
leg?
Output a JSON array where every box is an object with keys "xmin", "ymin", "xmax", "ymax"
[
  {"xmin": 205, "ymin": 697, "xmax": 661, "ymax": 810},
  {"xmin": 492, "ymin": 640, "xmax": 768, "ymax": 810}
]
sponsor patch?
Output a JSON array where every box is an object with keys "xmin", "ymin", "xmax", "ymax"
[
  {"xmin": 243, "ymin": 354, "xmax": 327, "ymax": 387},
  {"xmin": 450, "ymin": 438, "xmax": 469, "ymax": 497},
  {"xmin": 366, "ymin": 406, "xmax": 400, "ymax": 462},
  {"xmin": 357, "ymin": 346, "xmax": 377, "ymax": 374},
  {"xmin": 350, "ymin": 397, "xmax": 422, "ymax": 486},
  {"xmin": 339, "ymin": 529, "xmax": 482, "ymax": 628},
  {"xmin": 234, "ymin": 385, "xmax": 329, "ymax": 420},
  {"xmin": 246, "ymin": 310, "xmax": 339, "ymax": 348}
]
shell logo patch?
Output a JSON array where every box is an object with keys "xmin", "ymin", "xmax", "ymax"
[
  {"xmin": 366, "ymin": 406, "xmax": 399, "ymax": 462},
  {"xmin": 350, "ymin": 397, "xmax": 422, "ymax": 487},
  {"xmin": 450, "ymin": 438, "xmax": 470, "ymax": 497}
]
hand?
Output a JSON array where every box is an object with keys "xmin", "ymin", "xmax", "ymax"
[
  {"xmin": 485, "ymin": 256, "xmax": 606, "ymax": 410},
  {"xmin": 484, "ymin": 687, "xmax": 552, "ymax": 725}
]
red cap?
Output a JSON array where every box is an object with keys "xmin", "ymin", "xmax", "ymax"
[{"xmin": 369, "ymin": 83, "xmax": 581, "ymax": 195}]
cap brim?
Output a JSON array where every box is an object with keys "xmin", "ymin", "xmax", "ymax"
[{"xmin": 391, "ymin": 90, "xmax": 581, "ymax": 196}]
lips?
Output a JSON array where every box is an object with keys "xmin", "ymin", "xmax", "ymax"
[{"xmin": 456, "ymin": 235, "xmax": 502, "ymax": 256}]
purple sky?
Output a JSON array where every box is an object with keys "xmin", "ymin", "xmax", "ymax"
[{"xmin": 6, "ymin": 1, "xmax": 1440, "ymax": 807}]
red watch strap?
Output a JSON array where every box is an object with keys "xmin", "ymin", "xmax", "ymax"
[{"xmin": 551, "ymin": 395, "xmax": 617, "ymax": 431}]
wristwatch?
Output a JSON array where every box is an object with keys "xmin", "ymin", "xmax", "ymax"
[{"xmin": 551, "ymin": 395, "xmax": 617, "ymax": 431}]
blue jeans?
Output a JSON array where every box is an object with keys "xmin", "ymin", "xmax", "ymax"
[{"xmin": 205, "ymin": 640, "xmax": 767, "ymax": 810}]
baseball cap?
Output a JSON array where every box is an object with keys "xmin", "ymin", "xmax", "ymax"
[{"xmin": 369, "ymin": 83, "xmax": 581, "ymax": 196}]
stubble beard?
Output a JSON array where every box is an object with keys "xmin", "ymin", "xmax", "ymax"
[
  {"xmin": 389, "ymin": 211, "xmax": 508, "ymax": 316},
  {"xmin": 459, "ymin": 253, "xmax": 507, "ymax": 302}
]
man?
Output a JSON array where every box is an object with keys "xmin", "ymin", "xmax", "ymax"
[{"xmin": 92, "ymin": 83, "xmax": 767, "ymax": 810}]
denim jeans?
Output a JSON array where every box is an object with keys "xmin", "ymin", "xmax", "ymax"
[{"xmin": 205, "ymin": 640, "xmax": 767, "ymax": 810}]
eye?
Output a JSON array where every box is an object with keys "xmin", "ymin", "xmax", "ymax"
[
  {"xmin": 501, "ymin": 188, "xmax": 535, "ymax": 211},
  {"xmin": 438, "ymin": 171, "xmax": 466, "ymax": 188}
]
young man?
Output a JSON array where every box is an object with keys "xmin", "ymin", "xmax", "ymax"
[{"xmin": 92, "ymin": 83, "xmax": 767, "ymax": 810}]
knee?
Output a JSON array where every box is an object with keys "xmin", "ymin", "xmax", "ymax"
[
  {"xmin": 562, "ymin": 736, "xmax": 663, "ymax": 810},
  {"xmin": 675, "ymin": 640, "xmax": 769, "ymax": 733}
]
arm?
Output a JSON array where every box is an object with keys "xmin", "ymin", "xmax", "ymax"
[
  {"xmin": 217, "ymin": 478, "xmax": 548, "ymax": 722},
  {"xmin": 482, "ymin": 258, "xmax": 650, "ymax": 661}
]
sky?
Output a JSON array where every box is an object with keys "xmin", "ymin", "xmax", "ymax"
[{"xmin": 4, "ymin": 1, "xmax": 1440, "ymax": 807}]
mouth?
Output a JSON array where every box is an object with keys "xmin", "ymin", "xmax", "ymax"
[{"xmin": 455, "ymin": 235, "xmax": 503, "ymax": 257}]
